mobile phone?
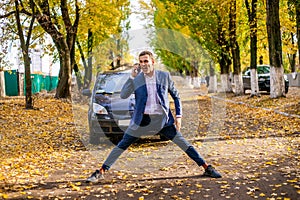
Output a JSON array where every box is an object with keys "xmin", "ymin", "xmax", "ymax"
[{"xmin": 137, "ymin": 65, "xmax": 141, "ymax": 73}]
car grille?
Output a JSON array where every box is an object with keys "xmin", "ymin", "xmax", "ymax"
[{"xmin": 97, "ymin": 120, "xmax": 125, "ymax": 134}]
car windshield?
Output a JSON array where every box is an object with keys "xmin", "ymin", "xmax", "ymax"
[
  {"xmin": 95, "ymin": 73, "xmax": 130, "ymax": 93},
  {"xmin": 257, "ymin": 66, "xmax": 270, "ymax": 74},
  {"xmin": 244, "ymin": 65, "xmax": 270, "ymax": 76}
]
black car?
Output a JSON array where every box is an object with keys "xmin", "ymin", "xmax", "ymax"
[
  {"xmin": 83, "ymin": 70, "xmax": 166, "ymax": 145},
  {"xmin": 242, "ymin": 65, "xmax": 289, "ymax": 94},
  {"xmin": 82, "ymin": 70, "xmax": 134, "ymax": 144}
]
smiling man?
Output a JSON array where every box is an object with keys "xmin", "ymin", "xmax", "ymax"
[{"xmin": 86, "ymin": 50, "xmax": 222, "ymax": 182}]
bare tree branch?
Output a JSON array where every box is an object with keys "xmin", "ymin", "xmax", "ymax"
[
  {"xmin": 33, "ymin": 0, "xmax": 62, "ymax": 41},
  {"xmin": 0, "ymin": 11, "xmax": 15, "ymax": 19},
  {"xmin": 26, "ymin": 0, "xmax": 36, "ymax": 47},
  {"xmin": 60, "ymin": 0, "xmax": 72, "ymax": 29}
]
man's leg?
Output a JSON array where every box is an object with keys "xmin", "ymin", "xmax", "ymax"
[
  {"xmin": 101, "ymin": 133, "xmax": 139, "ymax": 171},
  {"xmin": 159, "ymin": 125, "xmax": 221, "ymax": 178},
  {"xmin": 159, "ymin": 125, "xmax": 206, "ymax": 166},
  {"xmin": 86, "ymin": 133, "xmax": 138, "ymax": 182}
]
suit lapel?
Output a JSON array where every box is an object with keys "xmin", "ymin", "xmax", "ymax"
[
  {"xmin": 155, "ymin": 71, "xmax": 161, "ymax": 93},
  {"xmin": 155, "ymin": 71, "xmax": 163, "ymax": 104}
]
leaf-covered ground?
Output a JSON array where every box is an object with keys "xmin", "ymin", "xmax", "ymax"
[{"xmin": 0, "ymin": 85, "xmax": 299, "ymax": 199}]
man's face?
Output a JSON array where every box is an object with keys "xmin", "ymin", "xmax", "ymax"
[{"xmin": 139, "ymin": 54, "xmax": 154, "ymax": 76}]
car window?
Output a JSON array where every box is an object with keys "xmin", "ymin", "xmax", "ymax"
[
  {"xmin": 95, "ymin": 73, "xmax": 130, "ymax": 93},
  {"xmin": 245, "ymin": 71, "xmax": 250, "ymax": 76},
  {"xmin": 257, "ymin": 66, "xmax": 270, "ymax": 74}
]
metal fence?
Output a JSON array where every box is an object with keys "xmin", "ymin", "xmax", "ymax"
[{"xmin": 4, "ymin": 70, "xmax": 58, "ymax": 96}]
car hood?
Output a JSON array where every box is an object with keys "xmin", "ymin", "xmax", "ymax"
[{"xmin": 94, "ymin": 93, "xmax": 135, "ymax": 119}]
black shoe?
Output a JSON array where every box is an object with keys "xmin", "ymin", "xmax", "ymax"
[
  {"xmin": 203, "ymin": 165, "xmax": 222, "ymax": 178},
  {"xmin": 86, "ymin": 169, "xmax": 104, "ymax": 182}
]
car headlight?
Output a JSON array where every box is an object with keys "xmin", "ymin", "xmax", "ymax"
[{"xmin": 93, "ymin": 103, "xmax": 108, "ymax": 114}]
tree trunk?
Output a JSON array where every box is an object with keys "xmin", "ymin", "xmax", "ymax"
[
  {"xmin": 208, "ymin": 75, "xmax": 218, "ymax": 93},
  {"xmin": 295, "ymin": 0, "xmax": 300, "ymax": 67},
  {"xmin": 288, "ymin": 33, "xmax": 296, "ymax": 72},
  {"xmin": 33, "ymin": 0, "xmax": 79, "ymax": 99},
  {"xmin": 266, "ymin": 0, "xmax": 285, "ymax": 98},
  {"xmin": 219, "ymin": 53, "xmax": 232, "ymax": 93},
  {"xmin": 79, "ymin": 29, "xmax": 93, "ymax": 89},
  {"xmin": 217, "ymin": 17, "xmax": 232, "ymax": 93},
  {"xmin": 231, "ymin": 40, "xmax": 243, "ymax": 95},
  {"xmin": 245, "ymin": 0, "xmax": 259, "ymax": 96},
  {"xmin": 0, "ymin": 70, "xmax": 5, "ymax": 97},
  {"xmin": 270, "ymin": 66, "xmax": 285, "ymax": 97},
  {"xmin": 250, "ymin": 68, "xmax": 259, "ymax": 95},
  {"xmin": 192, "ymin": 60, "xmax": 200, "ymax": 88},
  {"xmin": 73, "ymin": 63, "xmax": 83, "ymax": 90},
  {"xmin": 230, "ymin": 0, "xmax": 243, "ymax": 95},
  {"xmin": 15, "ymin": 0, "xmax": 33, "ymax": 109},
  {"xmin": 69, "ymin": 27, "xmax": 78, "ymax": 92},
  {"xmin": 18, "ymin": 73, "xmax": 24, "ymax": 96},
  {"xmin": 220, "ymin": 74, "xmax": 231, "ymax": 93},
  {"xmin": 85, "ymin": 29, "xmax": 93, "ymax": 89},
  {"xmin": 233, "ymin": 74, "xmax": 243, "ymax": 94},
  {"xmin": 55, "ymin": 42, "xmax": 72, "ymax": 99},
  {"xmin": 76, "ymin": 39, "xmax": 87, "ymax": 90},
  {"xmin": 208, "ymin": 60, "xmax": 218, "ymax": 93},
  {"xmin": 288, "ymin": 53, "xmax": 296, "ymax": 73},
  {"xmin": 24, "ymin": 51, "xmax": 33, "ymax": 108}
]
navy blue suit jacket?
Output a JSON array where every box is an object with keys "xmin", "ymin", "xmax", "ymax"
[{"xmin": 120, "ymin": 70, "xmax": 182, "ymax": 130}]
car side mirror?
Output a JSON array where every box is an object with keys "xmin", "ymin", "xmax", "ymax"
[{"xmin": 82, "ymin": 89, "xmax": 92, "ymax": 97}]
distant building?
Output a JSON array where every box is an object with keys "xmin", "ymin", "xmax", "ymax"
[
  {"xmin": 2, "ymin": 36, "xmax": 60, "ymax": 96},
  {"xmin": 5, "ymin": 35, "xmax": 60, "ymax": 76}
]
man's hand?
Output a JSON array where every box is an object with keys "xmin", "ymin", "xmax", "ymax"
[
  {"xmin": 175, "ymin": 117, "xmax": 182, "ymax": 131},
  {"xmin": 131, "ymin": 64, "xmax": 140, "ymax": 78}
]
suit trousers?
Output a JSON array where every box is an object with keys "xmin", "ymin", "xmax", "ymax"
[{"xmin": 101, "ymin": 115, "xmax": 206, "ymax": 170}]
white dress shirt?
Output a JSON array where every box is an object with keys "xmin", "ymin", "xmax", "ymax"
[{"xmin": 144, "ymin": 71, "xmax": 163, "ymax": 115}]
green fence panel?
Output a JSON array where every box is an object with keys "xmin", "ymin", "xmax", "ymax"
[
  {"xmin": 7, "ymin": 73, "xmax": 58, "ymax": 96},
  {"xmin": 40, "ymin": 75, "xmax": 47, "ymax": 91},
  {"xmin": 4, "ymin": 70, "xmax": 18, "ymax": 96},
  {"xmin": 49, "ymin": 76, "xmax": 58, "ymax": 91},
  {"xmin": 24, "ymin": 74, "xmax": 42, "ymax": 95},
  {"xmin": 43, "ymin": 76, "xmax": 50, "ymax": 91},
  {"xmin": 31, "ymin": 74, "xmax": 42, "ymax": 94}
]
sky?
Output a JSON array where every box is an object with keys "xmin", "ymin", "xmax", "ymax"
[
  {"xmin": 127, "ymin": 0, "xmax": 153, "ymax": 60},
  {"xmin": 5, "ymin": 1, "xmax": 151, "ymax": 75},
  {"xmin": 128, "ymin": 1, "xmax": 145, "ymax": 30}
]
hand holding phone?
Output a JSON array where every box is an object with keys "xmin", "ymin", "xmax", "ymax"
[
  {"xmin": 136, "ymin": 65, "xmax": 141, "ymax": 73},
  {"xmin": 132, "ymin": 63, "xmax": 140, "ymax": 77}
]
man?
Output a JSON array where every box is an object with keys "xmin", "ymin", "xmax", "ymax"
[{"xmin": 87, "ymin": 51, "xmax": 221, "ymax": 182}]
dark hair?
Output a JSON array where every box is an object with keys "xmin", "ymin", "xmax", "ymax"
[{"xmin": 139, "ymin": 50, "xmax": 154, "ymax": 59}]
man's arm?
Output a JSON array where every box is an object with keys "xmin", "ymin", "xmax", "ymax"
[
  {"xmin": 120, "ymin": 65, "xmax": 140, "ymax": 99},
  {"xmin": 167, "ymin": 73, "xmax": 182, "ymax": 117},
  {"xmin": 166, "ymin": 72, "xmax": 183, "ymax": 131},
  {"xmin": 120, "ymin": 78, "xmax": 134, "ymax": 99}
]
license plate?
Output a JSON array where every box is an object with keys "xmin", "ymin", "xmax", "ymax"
[{"xmin": 118, "ymin": 119, "xmax": 130, "ymax": 126}]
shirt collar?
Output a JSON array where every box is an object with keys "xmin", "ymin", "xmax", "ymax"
[{"xmin": 144, "ymin": 70, "xmax": 155, "ymax": 80}]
